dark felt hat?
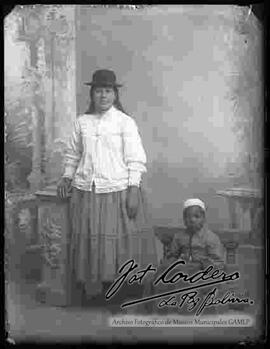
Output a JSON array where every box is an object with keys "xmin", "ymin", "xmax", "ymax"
[{"xmin": 84, "ymin": 69, "xmax": 122, "ymax": 87}]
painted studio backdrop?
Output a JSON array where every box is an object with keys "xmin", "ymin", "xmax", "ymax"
[{"xmin": 5, "ymin": 5, "xmax": 264, "ymax": 343}]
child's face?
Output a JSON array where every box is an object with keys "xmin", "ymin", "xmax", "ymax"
[{"xmin": 183, "ymin": 206, "xmax": 205, "ymax": 233}]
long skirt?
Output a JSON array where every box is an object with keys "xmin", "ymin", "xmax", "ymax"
[{"xmin": 66, "ymin": 186, "xmax": 158, "ymax": 305}]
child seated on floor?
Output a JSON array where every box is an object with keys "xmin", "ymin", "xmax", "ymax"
[{"xmin": 142, "ymin": 198, "xmax": 225, "ymax": 315}]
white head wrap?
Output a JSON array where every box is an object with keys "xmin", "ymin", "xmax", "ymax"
[{"xmin": 183, "ymin": 198, "xmax": 206, "ymax": 212}]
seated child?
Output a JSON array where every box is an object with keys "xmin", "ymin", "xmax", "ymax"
[
  {"xmin": 167, "ymin": 198, "xmax": 224, "ymax": 269},
  {"xmin": 142, "ymin": 198, "xmax": 225, "ymax": 315}
]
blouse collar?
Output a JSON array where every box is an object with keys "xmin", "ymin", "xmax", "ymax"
[{"xmin": 93, "ymin": 105, "xmax": 116, "ymax": 120}]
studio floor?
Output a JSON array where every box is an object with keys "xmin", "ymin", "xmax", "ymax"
[{"xmin": 5, "ymin": 276, "xmax": 261, "ymax": 345}]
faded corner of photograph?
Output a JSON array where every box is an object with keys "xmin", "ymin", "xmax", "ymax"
[{"xmin": 4, "ymin": 3, "xmax": 265, "ymax": 346}]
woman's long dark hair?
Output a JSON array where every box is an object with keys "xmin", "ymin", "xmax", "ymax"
[{"xmin": 85, "ymin": 85, "xmax": 128, "ymax": 115}]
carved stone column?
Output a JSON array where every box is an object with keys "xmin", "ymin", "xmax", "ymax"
[
  {"xmin": 17, "ymin": 8, "xmax": 46, "ymax": 191},
  {"xmin": 27, "ymin": 104, "xmax": 45, "ymax": 191},
  {"xmin": 43, "ymin": 5, "xmax": 77, "ymax": 185}
]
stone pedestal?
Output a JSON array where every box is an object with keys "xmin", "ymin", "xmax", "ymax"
[
  {"xmin": 35, "ymin": 185, "xmax": 71, "ymax": 306},
  {"xmin": 216, "ymin": 187, "xmax": 262, "ymax": 232},
  {"xmin": 5, "ymin": 192, "xmax": 41, "ymax": 283},
  {"xmin": 216, "ymin": 187, "xmax": 263, "ymax": 312}
]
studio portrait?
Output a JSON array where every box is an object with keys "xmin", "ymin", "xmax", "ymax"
[{"xmin": 4, "ymin": 4, "xmax": 264, "ymax": 345}]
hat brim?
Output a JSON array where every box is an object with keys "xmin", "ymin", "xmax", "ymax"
[{"xmin": 84, "ymin": 82, "xmax": 123, "ymax": 87}]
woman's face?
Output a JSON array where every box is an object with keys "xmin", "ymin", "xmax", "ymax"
[
  {"xmin": 183, "ymin": 206, "xmax": 205, "ymax": 233},
  {"xmin": 93, "ymin": 86, "xmax": 116, "ymax": 113}
]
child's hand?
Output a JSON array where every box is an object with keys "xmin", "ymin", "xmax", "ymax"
[
  {"xmin": 179, "ymin": 253, "xmax": 188, "ymax": 261},
  {"xmin": 161, "ymin": 256, "xmax": 177, "ymax": 267},
  {"xmin": 184, "ymin": 261, "xmax": 202, "ymax": 273}
]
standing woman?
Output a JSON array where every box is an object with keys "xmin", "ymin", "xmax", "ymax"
[{"xmin": 57, "ymin": 69, "xmax": 157, "ymax": 307}]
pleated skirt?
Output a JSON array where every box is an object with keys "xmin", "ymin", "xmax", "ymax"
[{"xmin": 66, "ymin": 186, "xmax": 158, "ymax": 303}]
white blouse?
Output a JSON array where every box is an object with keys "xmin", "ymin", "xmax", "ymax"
[{"xmin": 62, "ymin": 106, "xmax": 147, "ymax": 193}]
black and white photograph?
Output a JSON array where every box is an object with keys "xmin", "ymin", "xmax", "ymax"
[{"xmin": 4, "ymin": 4, "xmax": 265, "ymax": 345}]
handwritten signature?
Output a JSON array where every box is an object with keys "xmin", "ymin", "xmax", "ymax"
[
  {"xmin": 158, "ymin": 288, "xmax": 254, "ymax": 315},
  {"xmin": 104, "ymin": 259, "xmax": 254, "ymax": 314}
]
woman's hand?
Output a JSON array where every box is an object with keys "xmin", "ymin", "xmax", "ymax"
[
  {"xmin": 57, "ymin": 177, "xmax": 72, "ymax": 199},
  {"xmin": 126, "ymin": 186, "xmax": 139, "ymax": 219}
]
